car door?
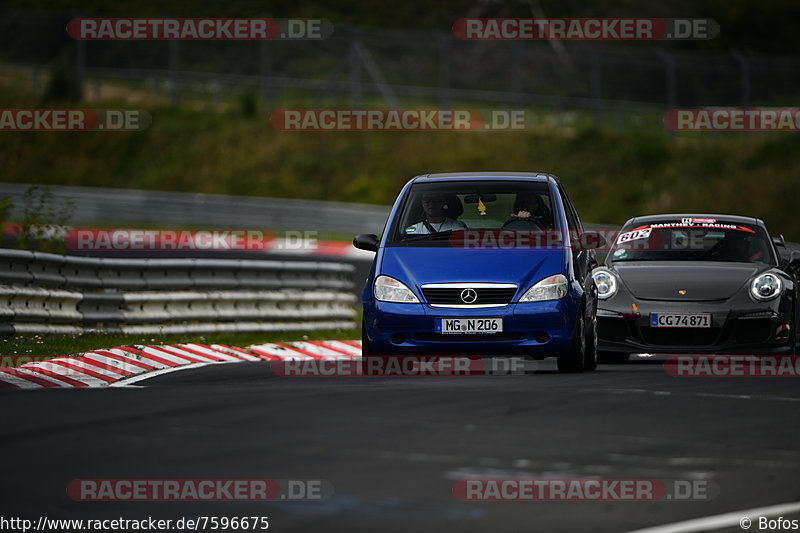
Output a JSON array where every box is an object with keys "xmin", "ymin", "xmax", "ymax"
[{"xmin": 557, "ymin": 184, "xmax": 591, "ymax": 285}]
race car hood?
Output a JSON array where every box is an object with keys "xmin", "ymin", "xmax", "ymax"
[
  {"xmin": 611, "ymin": 261, "xmax": 763, "ymax": 301},
  {"xmin": 379, "ymin": 246, "xmax": 569, "ymax": 298}
]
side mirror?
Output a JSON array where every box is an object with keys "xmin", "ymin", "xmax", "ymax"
[
  {"xmin": 577, "ymin": 230, "xmax": 608, "ymax": 251},
  {"xmin": 353, "ymin": 234, "xmax": 380, "ymax": 252},
  {"xmin": 773, "ymin": 235, "xmax": 786, "ymax": 248},
  {"xmin": 790, "ymin": 251, "xmax": 800, "ymax": 268}
]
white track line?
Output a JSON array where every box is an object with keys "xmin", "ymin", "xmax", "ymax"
[{"xmin": 625, "ymin": 500, "xmax": 800, "ymax": 533}]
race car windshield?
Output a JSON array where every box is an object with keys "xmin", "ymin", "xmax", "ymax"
[
  {"xmin": 608, "ymin": 221, "xmax": 777, "ymax": 265},
  {"xmin": 389, "ymin": 181, "xmax": 557, "ymax": 247}
]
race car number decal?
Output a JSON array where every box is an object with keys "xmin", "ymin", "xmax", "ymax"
[{"xmin": 616, "ymin": 228, "xmax": 652, "ymax": 244}]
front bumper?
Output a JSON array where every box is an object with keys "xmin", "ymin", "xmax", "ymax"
[
  {"xmin": 597, "ymin": 298, "xmax": 793, "ymax": 355},
  {"xmin": 364, "ymin": 298, "xmax": 577, "ymax": 356}
]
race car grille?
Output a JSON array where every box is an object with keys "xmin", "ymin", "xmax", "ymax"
[
  {"xmin": 734, "ymin": 318, "xmax": 772, "ymax": 344},
  {"xmin": 641, "ymin": 327, "xmax": 721, "ymax": 346},
  {"xmin": 421, "ymin": 287, "xmax": 518, "ymax": 305},
  {"xmin": 597, "ymin": 317, "xmax": 629, "ymax": 342}
]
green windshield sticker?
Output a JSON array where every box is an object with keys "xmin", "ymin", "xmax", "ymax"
[{"xmin": 405, "ymin": 226, "xmax": 416, "ymax": 233}]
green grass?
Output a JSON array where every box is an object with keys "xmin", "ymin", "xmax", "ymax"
[
  {"xmin": 0, "ymin": 328, "xmax": 359, "ymax": 366},
  {"xmin": 3, "ymin": 79, "xmax": 800, "ymax": 244}
]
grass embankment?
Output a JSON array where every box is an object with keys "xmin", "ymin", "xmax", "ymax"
[{"xmin": 2, "ymin": 78, "xmax": 799, "ymax": 239}]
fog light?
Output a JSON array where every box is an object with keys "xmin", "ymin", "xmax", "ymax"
[
  {"xmin": 534, "ymin": 332, "xmax": 550, "ymax": 343},
  {"xmin": 390, "ymin": 334, "xmax": 405, "ymax": 345},
  {"xmin": 775, "ymin": 323, "xmax": 791, "ymax": 340}
]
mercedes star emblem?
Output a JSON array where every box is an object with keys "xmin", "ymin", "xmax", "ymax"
[{"xmin": 460, "ymin": 288, "xmax": 478, "ymax": 304}]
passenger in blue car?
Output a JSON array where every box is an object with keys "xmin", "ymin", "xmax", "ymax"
[{"xmin": 404, "ymin": 193, "xmax": 468, "ymax": 234}]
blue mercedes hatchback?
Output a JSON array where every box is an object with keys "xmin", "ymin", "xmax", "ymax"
[{"xmin": 353, "ymin": 172, "xmax": 603, "ymax": 372}]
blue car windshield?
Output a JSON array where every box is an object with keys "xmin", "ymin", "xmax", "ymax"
[
  {"xmin": 388, "ymin": 181, "xmax": 558, "ymax": 247},
  {"xmin": 608, "ymin": 220, "xmax": 777, "ymax": 265}
]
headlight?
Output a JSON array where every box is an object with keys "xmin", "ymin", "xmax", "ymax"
[
  {"xmin": 374, "ymin": 275, "xmax": 420, "ymax": 303},
  {"xmin": 519, "ymin": 274, "xmax": 568, "ymax": 302},
  {"xmin": 592, "ymin": 268, "xmax": 618, "ymax": 300},
  {"xmin": 751, "ymin": 272, "xmax": 782, "ymax": 301}
]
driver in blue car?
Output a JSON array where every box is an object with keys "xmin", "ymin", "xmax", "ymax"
[{"xmin": 405, "ymin": 193, "xmax": 468, "ymax": 234}]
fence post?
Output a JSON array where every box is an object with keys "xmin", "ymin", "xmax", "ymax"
[
  {"xmin": 731, "ymin": 51, "xmax": 751, "ymax": 107},
  {"xmin": 587, "ymin": 45, "xmax": 603, "ymax": 128},
  {"xmin": 32, "ymin": 67, "xmax": 41, "ymax": 96},
  {"xmin": 260, "ymin": 39, "xmax": 271, "ymax": 108},
  {"xmin": 656, "ymin": 49, "xmax": 677, "ymax": 138},
  {"xmin": 76, "ymin": 39, "xmax": 86, "ymax": 101},
  {"xmin": 438, "ymin": 31, "xmax": 451, "ymax": 109},
  {"xmin": 511, "ymin": 41, "xmax": 523, "ymax": 107},
  {"xmin": 169, "ymin": 39, "xmax": 180, "ymax": 106}
]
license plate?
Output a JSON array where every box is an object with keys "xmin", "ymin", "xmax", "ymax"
[
  {"xmin": 650, "ymin": 313, "xmax": 711, "ymax": 328},
  {"xmin": 436, "ymin": 317, "xmax": 503, "ymax": 334}
]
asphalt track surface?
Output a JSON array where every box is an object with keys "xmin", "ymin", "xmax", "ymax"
[{"xmin": 2, "ymin": 357, "xmax": 799, "ymax": 533}]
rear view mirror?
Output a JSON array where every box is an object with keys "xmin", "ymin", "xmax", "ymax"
[
  {"xmin": 577, "ymin": 230, "xmax": 607, "ymax": 250},
  {"xmin": 463, "ymin": 194, "xmax": 497, "ymax": 203},
  {"xmin": 353, "ymin": 234, "xmax": 380, "ymax": 252},
  {"xmin": 773, "ymin": 235, "xmax": 786, "ymax": 248}
]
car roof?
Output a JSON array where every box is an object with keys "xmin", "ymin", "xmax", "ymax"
[
  {"xmin": 413, "ymin": 172, "xmax": 554, "ymax": 184},
  {"xmin": 624, "ymin": 213, "xmax": 765, "ymax": 227}
]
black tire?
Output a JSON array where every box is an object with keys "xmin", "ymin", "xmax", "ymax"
[
  {"xmin": 597, "ymin": 351, "xmax": 631, "ymax": 364},
  {"xmin": 361, "ymin": 318, "xmax": 375, "ymax": 356},
  {"xmin": 583, "ymin": 308, "xmax": 598, "ymax": 371},
  {"xmin": 557, "ymin": 310, "xmax": 585, "ymax": 373}
]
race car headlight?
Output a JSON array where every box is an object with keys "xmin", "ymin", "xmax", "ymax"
[
  {"xmin": 592, "ymin": 269, "xmax": 618, "ymax": 300},
  {"xmin": 519, "ymin": 274, "xmax": 568, "ymax": 302},
  {"xmin": 751, "ymin": 272, "xmax": 782, "ymax": 301},
  {"xmin": 374, "ymin": 275, "xmax": 420, "ymax": 303}
]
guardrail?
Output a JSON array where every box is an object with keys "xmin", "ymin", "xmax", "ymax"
[
  {"xmin": 0, "ymin": 249, "xmax": 356, "ymax": 335},
  {"xmin": 0, "ymin": 183, "xmax": 390, "ymax": 235}
]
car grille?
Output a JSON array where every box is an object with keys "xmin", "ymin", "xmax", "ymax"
[
  {"xmin": 598, "ymin": 317, "xmax": 629, "ymax": 342},
  {"xmin": 640, "ymin": 327, "xmax": 721, "ymax": 346},
  {"xmin": 421, "ymin": 286, "xmax": 518, "ymax": 305}
]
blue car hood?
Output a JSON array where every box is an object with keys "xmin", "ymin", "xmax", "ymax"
[{"xmin": 379, "ymin": 246, "xmax": 569, "ymax": 294}]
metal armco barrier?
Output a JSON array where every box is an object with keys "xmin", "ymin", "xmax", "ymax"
[
  {"xmin": 0, "ymin": 249, "xmax": 356, "ymax": 335},
  {"xmin": 0, "ymin": 183, "xmax": 390, "ymax": 235}
]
